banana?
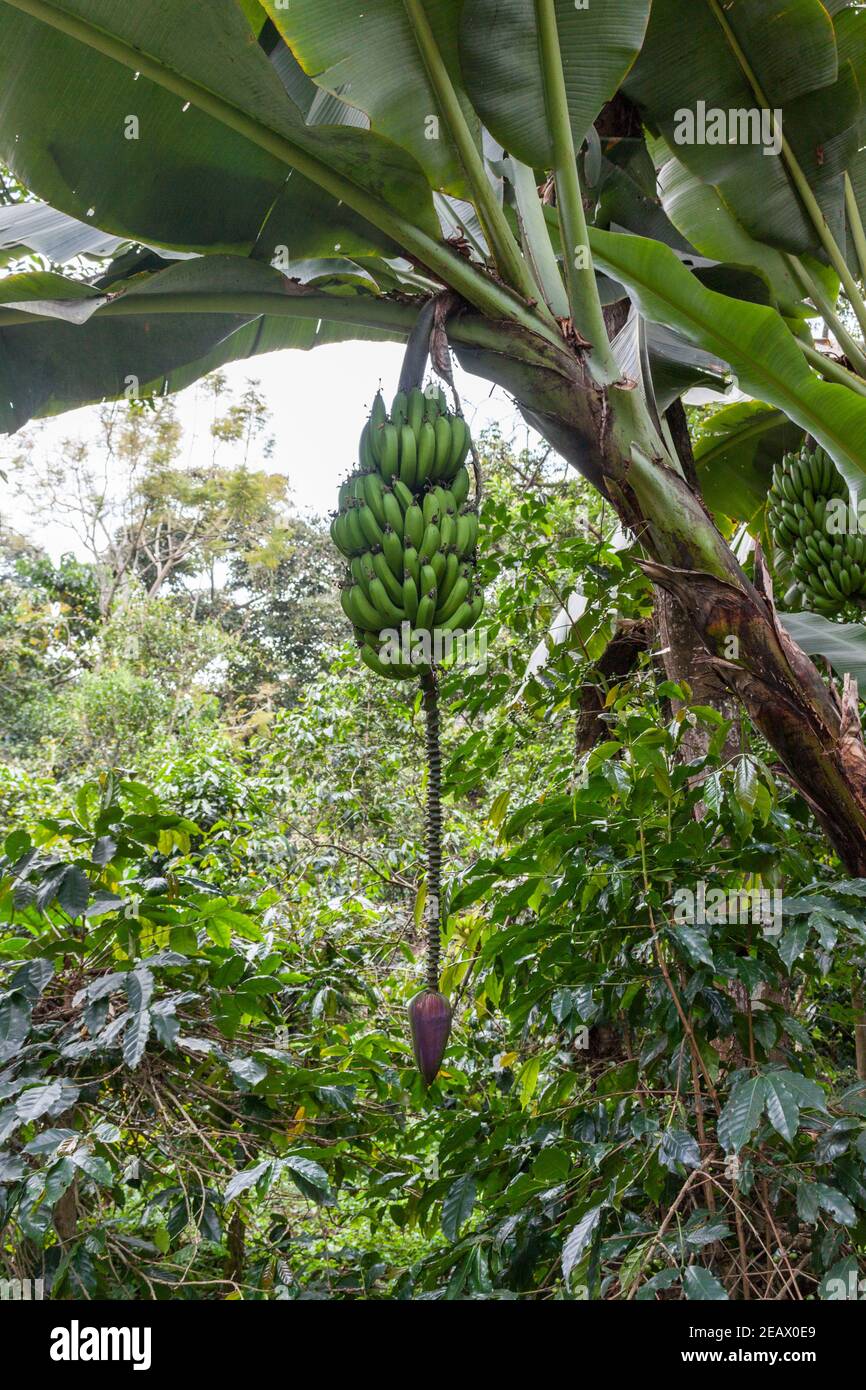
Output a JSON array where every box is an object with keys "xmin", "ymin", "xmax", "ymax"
[
  {"xmin": 380, "ymin": 486, "xmax": 405, "ymax": 533},
  {"xmin": 359, "ymin": 421, "xmax": 376, "ymax": 473},
  {"xmin": 350, "ymin": 555, "xmax": 370, "ymax": 594},
  {"xmin": 446, "ymin": 416, "xmax": 471, "ymax": 477},
  {"xmin": 357, "ymin": 505, "xmax": 384, "ymax": 549},
  {"xmin": 434, "ymin": 486, "xmax": 454, "ymax": 520},
  {"xmin": 391, "ymin": 391, "xmax": 408, "ymax": 429},
  {"xmin": 467, "ymin": 591, "xmax": 484, "ymax": 625},
  {"xmin": 363, "ymin": 471, "xmax": 388, "ymax": 528},
  {"xmin": 344, "ymin": 507, "xmax": 367, "ymax": 555},
  {"xmin": 330, "ymin": 514, "xmax": 346, "ymax": 553},
  {"xmin": 404, "ymin": 504, "xmax": 424, "ymax": 551},
  {"xmin": 399, "ymin": 425, "xmax": 418, "ymax": 488},
  {"xmin": 392, "ymin": 478, "xmax": 414, "ymax": 514},
  {"xmin": 403, "ymin": 545, "xmax": 420, "ymax": 587},
  {"xmin": 454, "ymin": 512, "xmax": 472, "ymax": 557},
  {"xmin": 370, "ymin": 391, "xmax": 388, "ymax": 432},
  {"xmin": 419, "ymin": 523, "xmax": 441, "ymax": 564},
  {"xmin": 382, "ymin": 489, "xmax": 404, "ymax": 538},
  {"xmin": 420, "ymin": 563, "xmax": 438, "ymax": 601},
  {"xmin": 436, "ymin": 576, "xmax": 470, "ymax": 624},
  {"xmin": 361, "ymin": 646, "xmax": 415, "ymax": 681},
  {"xmin": 416, "ymin": 592, "xmax": 437, "ymax": 632},
  {"xmin": 416, "ymin": 421, "xmax": 436, "ymax": 487},
  {"xmin": 439, "ymin": 513, "xmax": 456, "ymax": 550},
  {"xmin": 432, "ymin": 415, "xmax": 453, "ymax": 480},
  {"xmin": 437, "ymin": 552, "xmax": 460, "ymax": 608},
  {"xmin": 369, "ymin": 577, "xmax": 405, "ymax": 626},
  {"xmin": 379, "ymin": 424, "xmax": 400, "ymax": 483},
  {"xmin": 450, "ymin": 466, "xmax": 471, "ymax": 510},
  {"xmin": 403, "ymin": 574, "xmax": 419, "ymax": 623},
  {"xmin": 423, "ymin": 385, "xmax": 441, "ymax": 424},
  {"xmin": 440, "ymin": 600, "xmax": 473, "ymax": 633},
  {"xmin": 407, "ymin": 387, "xmax": 426, "ymax": 436},
  {"xmin": 342, "ymin": 584, "xmax": 383, "ymax": 631},
  {"xmin": 336, "ymin": 392, "xmax": 482, "ymax": 677},
  {"xmin": 382, "ymin": 526, "xmax": 405, "ymax": 581},
  {"xmin": 422, "ymin": 491, "xmax": 441, "ymax": 527},
  {"xmin": 372, "ymin": 549, "xmax": 404, "ymax": 605}
]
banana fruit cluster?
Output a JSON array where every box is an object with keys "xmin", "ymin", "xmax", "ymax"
[
  {"xmin": 768, "ymin": 445, "xmax": 866, "ymax": 617},
  {"xmin": 330, "ymin": 386, "xmax": 484, "ymax": 679}
]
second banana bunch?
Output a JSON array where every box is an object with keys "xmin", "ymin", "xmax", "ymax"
[{"xmin": 331, "ymin": 385, "xmax": 484, "ymax": 679}]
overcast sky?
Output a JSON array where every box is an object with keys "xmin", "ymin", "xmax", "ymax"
[{"xmin": 0, "ymin": 338, "xmax": 535, "ymax": 562}]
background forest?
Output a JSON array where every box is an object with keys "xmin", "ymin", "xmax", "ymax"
[{"xmin": 2, "ymin": 381, "xmax": 865, "ymax": 1301}]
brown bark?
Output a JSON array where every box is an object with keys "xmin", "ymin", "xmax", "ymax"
[{"xmin": 575, "ymin": 618, "xmax": 651, "ymax": 755}]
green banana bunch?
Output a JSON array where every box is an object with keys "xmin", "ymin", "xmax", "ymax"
[
  {"xmin": 331, "ymin": 387, "xmax": 484, "ymax": 680},
  {"xmin": 767, "ymin": 445, "xmax": 866, "ymax": 619}
]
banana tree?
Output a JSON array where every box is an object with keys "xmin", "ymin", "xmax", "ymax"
[{"xmin": 4, "ymin": 0, "xmax": 866, "ymax": 868}]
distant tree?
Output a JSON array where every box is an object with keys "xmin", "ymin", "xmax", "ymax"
[{"xmin": 4, "ymin": 375, "xmax": 289, "ymax": 616}]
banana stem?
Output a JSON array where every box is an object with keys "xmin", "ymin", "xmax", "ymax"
[
  {"xmin": 786, "ymin": 255, "xmax": 866, "ymax": 378},
  {"xmin": 420, "ymin": 668, "xmax": 443, "ymax": 991},
  {"xmin": 845, "ymin": 173, "xmax": 866, "ymax": 287},
  {"xmin": 534, "ymin": 0, "xmax": 619, "ymax": 383},
  {"xmin": 402, "ymin": 0, "xmax": 545, "ymax": 312},
  {"xmin": 798, "ymin": 339, "xmax": 866, "ymax": 399},
  {"xmin": 398, "ymin": 298, "xmax": 437, "ymax": 394}
]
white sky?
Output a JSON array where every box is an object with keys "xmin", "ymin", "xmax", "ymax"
[{"xmin": 0, "ymin": 339, "xmax": 534, "ymax": 561}]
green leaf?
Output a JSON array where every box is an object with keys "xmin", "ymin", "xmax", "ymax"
[
  {"xmin": 659, "ymin": 1128, "xmax": 701, "ymax": 1173},
  {"xmin": 589, "ymin": 228, "xmax": 866, "ymax": 499},
  {"xmin": 694, "ymin": 401, "xmax": 804, "ymax": 526},
  {"xmin": 16, "ymin": 1079, "xmax": 80, "ymax": 1121},
  {"xmin": 0, "ymin": 0, "xmax": 438, "ymax": 259},
  {"xmin": 561, "ymin": 1203, "xmax": 604, "ymax": 1283},
  {"xmin": 57, "ymin": 866, "xmax": 90, "ymax": 918},
  {"xmin": 266, "ymin": 0, "xmax": 476, "ymax": 193},
  {"xmin": 717, "ymin": 1074, "xmax": 767, "ymax": 1154},
  {"xmin": 762, "ymin": 1074, "xmax": 800, "ymax": 1141},
  {"xmin": 625, "ymin": 0, "xmax": 854, "ymax": 257},
  {"xmin": 0, "ymin": 255, "xmax": 406, "ymax": 433},
  {"xmin": 283, "ymin": 1155, "xmax": 334, "ymax": 1206},
  {"xmin": 125, "ymin": 967, "xmax": 154, "ymax": 1016},
  {"xmin": 441, "ymin": 1173, "xmax": 476, "ymax": 1242},
  {"xmin": 813, "ymin": 1183, "xmax": 857, "ymax": 1227},
  {"xmin": 227, "ymin": 1057, "xmax": 268, "ymax": 1090},
  {"xmin": 225, "ymin": 1160, "xmax": 273, "ymax": 1203},
  {"xmin": 516, "ymin": 1054, "xmax": 542, "ymax": 1109},
  {"xmin": 611, "ymin": 310, "xmax": 729, "ymax": 412},
  {"xmin": 669, "ymin": 925, "xmax": 715, "ymax": 970},
  {"xmin": 123, "ymin": 1009, "xmax": 151, "ymax": 1069},
  {"xmin": 796, "ymin": 1179, "xmax": 821, "ymax": 1224},
  {"xmin": 778, "ymin": 919, "xmax": 811, "ymax": 973},
  {"xmin": 647, "ymin": 135, "xmax": 806, "ymax": 314},
  {"xmin": 460, "ymin": 0, "xmax": 652, "ymax": 168},
  {"xmin": 733, "ymin": 756, "xmax": 759, "ymax": 815},
  {"xmin": 683, "ymin": 1265, "xmax": 729, "ymax": 1301},
  {"xmin": 778, "ymin": 612, "xmax": 866, "ymax": 689},
  {"xmin": 820, "ymin": 1254, "xmax": 860, "ymax": 1299}
]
